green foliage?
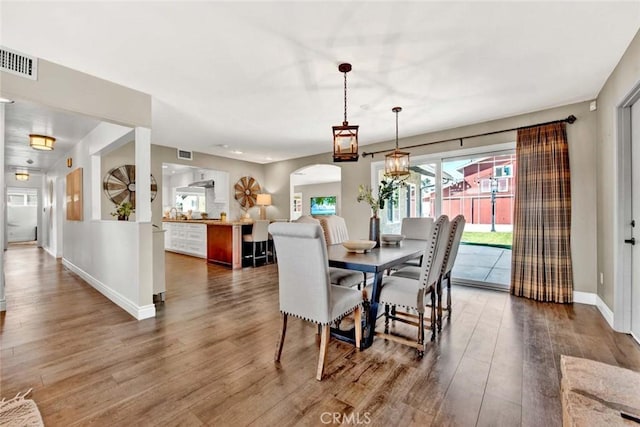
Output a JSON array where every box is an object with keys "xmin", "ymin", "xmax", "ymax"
[
  {"xmin": 111, "ymin": 201, "xmax": 134, "ymax": 218},
  {"xmin": 311, "ymin": 197, "xmax": 334, "ymax": 205},
  {"xmin": 357, "ymin": 179, "xmax": 404, "ymax": 216},
  {"xmin": 462, "ymin": 231, "xmax": 512, "ymax": 247}
]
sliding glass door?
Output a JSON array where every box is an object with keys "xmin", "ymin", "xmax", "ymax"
[{"xmin": 376, "ymin": 145, "xmax": 515, "ymax": 289}]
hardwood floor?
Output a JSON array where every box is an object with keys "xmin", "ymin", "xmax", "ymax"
[{"xmin": 2, "ymin": 245, "xmax": 640, "ymax": 426}]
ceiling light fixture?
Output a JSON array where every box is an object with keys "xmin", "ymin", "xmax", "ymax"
[
  {"xmin": 384, "ymin": 107, "xmax": 410, "ymax": 178},
  {"xmin": 332, "ymin": 63, "xmax": 359, "ymax": 162},
  {"xmin": 15, "ymin": 171, "xmax": 29, "ymax": 181},
  {"xmin": 29, "ymin": 134, "xmax": 55, "ymax": 151},
  {"xmin": 0, "ymin": 97, "xmax": 14, "ymax": 104}
]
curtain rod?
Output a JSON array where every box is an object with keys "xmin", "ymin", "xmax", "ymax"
[{"xmin": 362, "ymin": 114, "xmax": 577, "ymax": 158}]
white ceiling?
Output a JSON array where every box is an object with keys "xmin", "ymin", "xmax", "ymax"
[
  {"xmin": 292, "ymin": 164, "xmax": 342, "ymax": 186},
  {"xmin": 4, "ymin": 100, "xmax": 100, "ymax": 173},
  {"xmin": 2, "ymin": 2, "xmax": 640, "ymax": 166}
]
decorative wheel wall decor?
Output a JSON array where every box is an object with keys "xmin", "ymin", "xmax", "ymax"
[
  {"xmin": 103, "ymin": 164, "xmax": 157, "ymax": 208},
  {"xmin": 234, "ymin": 176, "xmax": 261, "ymax": 210}
]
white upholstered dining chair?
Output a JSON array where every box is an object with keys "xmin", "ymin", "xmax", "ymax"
[
  {"xmin": 439, "ymin": 214, "xmax": 466, "ymax": 323},
  {"xmin": 368, "ymin": 215, "xmax": 449, "ymax": 357},
  {"xmin": 269, "ymin": 222, "xmax": 363, "ymax": 381},
  {"xmin": 392, "ymin": 214, "xmax": 465, "ymax": 331},
  {"xmin": 295, "ymin": 215, "xmax": 364, "ymax": 289},
  {"xmin": 398, "ymin": 217, "xmax": 434, "ymax": 267}
]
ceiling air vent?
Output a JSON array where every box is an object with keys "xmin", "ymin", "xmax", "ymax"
[
  {"xmin": 177, "ymin": 149, "xmax": 193, "ymax": 161},
  {"xmin": 0, "ymin": 46, "xmax": 37, "ymax": 80}
]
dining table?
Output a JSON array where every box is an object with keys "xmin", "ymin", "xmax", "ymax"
[{"xmin": 327, "ymin": 239, "xmax": 426, "ymax": 349}]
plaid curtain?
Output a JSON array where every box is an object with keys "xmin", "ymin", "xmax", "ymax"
[{"xmin": 511, "ymin": 123, "xmax": 573, "ymax": 303}]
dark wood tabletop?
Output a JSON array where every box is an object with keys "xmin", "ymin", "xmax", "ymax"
[
  {"xmin": 327, "ymin": 239, "xmax": 426, "ymax": 349},
  {"xmin": 327, "ymin": 239, "xmax": 425, "ymax": 273}
]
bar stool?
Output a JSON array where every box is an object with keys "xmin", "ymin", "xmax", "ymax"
[{"xmin": 243, "ymin": 220, "xmax": 270, "ymax": 267}]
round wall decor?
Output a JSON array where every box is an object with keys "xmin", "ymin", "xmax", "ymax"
[
  {"xmin": 234, "ymin": 176, "xmax": 261, "ymax": 210},
  {"xmin": 103, "ymin": 164, "xmax": 157, "ymax": 207}
]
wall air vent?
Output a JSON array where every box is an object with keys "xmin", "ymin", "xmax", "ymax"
[
  {"xmin": 177, "ymin": 149, "xmax": 193, "ymax": 161},
  {"xmin": 0, "ymin": 46, "xmax": 38, "ymax": 80}
]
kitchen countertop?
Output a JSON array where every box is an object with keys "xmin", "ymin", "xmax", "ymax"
[{"xmin": 162, "ymin": 219, "xmax": 253, "ymax": 226}]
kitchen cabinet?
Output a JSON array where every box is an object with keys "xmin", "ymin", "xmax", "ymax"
[
  {"xmin": 163, "ymin": 222, "xmax": 207, "ymax": 258},
  {"xmin": 163, "ymin": 219, "xmax": 251, "ymax": 269},
  {"xmin": 212, "ymin": 170, "xmax": 229, "ymax": 202},
  {"xmin": 206, "ymin": 222, "xmax": 251, "ymax": 269}
]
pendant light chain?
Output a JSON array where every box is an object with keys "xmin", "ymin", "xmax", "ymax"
[
  {"xmin": 395, "ymin": 109, "xmax": 399, "ymax": 150},
  {"xmin": 343, "ymin": 71, "xmax": 348, "ymax": 125}
]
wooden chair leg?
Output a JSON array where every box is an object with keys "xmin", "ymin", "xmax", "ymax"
[
  {"xmin": 384, "ymin": 304, "xmax": 390, "ymax": 333},
  {"xmin": 437, "ymin": 276, "xmax": 443, "ymax": 332},
  {"xmin": 316, "ymin": 324, "xmax": 330, "ymax": 381},
  {"xmin": 417, "ymin": 311, "xmax": 424, "ymax": 358},
  {"xmin": 354, "ymin": 306, "xmax": 362, "ymax": 350},
  {"xmin": 275, "ymin": 313, "xmax": 287, "ymax": 362},
  {"xmin": 446, "ymin": 273, "xmax": 452, "ymax": 317},
  {"xmin": 430, "ymin": 290, "xmax": 436, "ymax": 341}
]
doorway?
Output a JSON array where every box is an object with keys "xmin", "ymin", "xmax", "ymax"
[
  {"xmin": 632, "ymin": 101, "xmax": 640, "ymax": 342},
  {"xmin": 618, "ymin": 81, "xmax": 640, "ymax": 342},
  {"xmin": 7, "ymin": 187, "xmax": 38, "ymax": 244},
  {"xmin": 375, "ymin": 143, "xmax": 515, "ymax": 290},
  {"xmin": 289, "ymin": 164, "xmax": 342, "ymax": 220}
]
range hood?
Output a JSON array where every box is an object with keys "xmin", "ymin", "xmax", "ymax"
[{"xmin": 188, "ymin": 180, "xmax": 215, "ymax": 188}]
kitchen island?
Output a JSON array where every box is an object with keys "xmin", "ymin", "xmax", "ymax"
[{"xmin": 162, "ymin": 219, "xmax": 253, "ymax": 269}]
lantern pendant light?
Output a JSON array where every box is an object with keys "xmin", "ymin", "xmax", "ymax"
[
  {"xmin": 384, "ymin": 107, "xmax": 410, "ymax": 178},
  {"xmin": 332, "ymin": 63, "xmax": 359, "ymax": 162}
]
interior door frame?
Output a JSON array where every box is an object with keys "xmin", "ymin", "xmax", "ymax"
[{"xmin": 615, "ymin": 80, "xmax": 640, "ymax": 333}]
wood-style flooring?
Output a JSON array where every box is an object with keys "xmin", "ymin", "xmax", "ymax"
[{"xmin": 2, "ymin": 245, "xmax": 640, "ymax": 426}]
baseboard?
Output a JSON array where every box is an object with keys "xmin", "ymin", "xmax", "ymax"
[
  {"xmin": 573, "ymin": 291, "xmax": 616, "ymax": 330},
  {"xmin": 595, "ymin": 294, "xmax": 615, "ymax": 329},
  {"xmin": 573, "ymin": 291, "xmax": 597, "ymax": 305},
  {"xmin": 62, "ymin": 258, "xmax": 155, "ymax": 320},
  {"xmin": 43, "ymin": 245, "xmax": 58, "ymax": 259}
]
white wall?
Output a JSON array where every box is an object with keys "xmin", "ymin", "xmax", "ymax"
[
  {"xmin": 0, "ymin": 105, "xmax": 5, "ymax": 311},
  {"xmin": 1, "ymin": 54, "xmax": 153, "ymax": 317},
  {"xmin": 45, "ymin": 122, "xmax": 155, "ymax": 319},
  {"xmin": 595, "ymin": 28, "xmax": 640, "ymax": 322}
]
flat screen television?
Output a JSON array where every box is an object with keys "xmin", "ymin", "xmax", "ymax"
[{"xmin": 310, "ymin": 196, "xmax": 337, "ymax": 216}]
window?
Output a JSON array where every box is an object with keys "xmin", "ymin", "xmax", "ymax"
[
  {"xmin": 373, "ymin": 144, "xmax": 516, "ymax": 289},
  {"xmin": 480, "ymin": 179, "xmax": 493, "ymax": 193},
  {"xmin": 7, "ymin": 189, "xmax": 38, "ymax": 206},
  {"xmin": 176, "ymin": 193, "xmax": 206, "ymax": 212},
  {"xmin": 494, "ymin": 164, "xmax": 513, "ymax": 177}
]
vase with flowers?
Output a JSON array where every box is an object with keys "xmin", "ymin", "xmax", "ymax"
[{"xmin": 357, "ymin": 179, "xmax": 403, "ymax": 247}]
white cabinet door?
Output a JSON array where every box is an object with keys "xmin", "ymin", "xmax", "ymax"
[
  {"xmin": 163, "ymin": 222, "xmax": 206, "ymax": 258},
  {"xmin": 163, "ymin": 222, "xmax": 173, "ymax": 249},
  {"xmin": 213, "ymin": 171, "xmax": 229, "ymax": 202}
]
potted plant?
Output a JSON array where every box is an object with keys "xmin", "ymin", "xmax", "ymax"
[
  {"xmin": 111, "ymin": 201, "xmax": 134, "ymax": 221},
  {"xmin": 357, "ymin": 179, "xmax": 402, "ymax": 217},
  {"xmin": 357, "ymin": 179, "xmax": 404, "ymax": 246}
]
